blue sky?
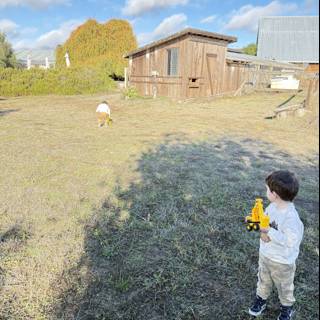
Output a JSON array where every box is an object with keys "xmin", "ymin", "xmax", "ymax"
[{"xmin": 0, "ymin": 0, "xmax": 319, "ymax": 51}]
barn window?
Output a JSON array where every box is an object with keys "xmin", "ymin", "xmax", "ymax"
[{"xmin": 167, "ymin": 48, "xmax": 179, "ymax": 76}]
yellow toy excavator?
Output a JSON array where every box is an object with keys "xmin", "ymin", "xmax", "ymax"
[{"xmin": 245, "ymin": 198, "xmax": 270, "ymax": 231}]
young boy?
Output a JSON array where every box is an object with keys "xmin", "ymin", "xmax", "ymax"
[
  {"xmin": 96, "ymin": 100, "xmax": 112, "ymax": 127},
  {"xmin": 249, "ymin": 170, "xmax": 304, "ymax": 320}
]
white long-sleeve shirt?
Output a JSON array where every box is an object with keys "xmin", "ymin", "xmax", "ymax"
[
  {"xmin": 96, "ymin": 103, "xmax": 111, "ymax": 116},
  {"xmin": 260, "ymin": 202, "xmax": 304, "ymax": 265}
]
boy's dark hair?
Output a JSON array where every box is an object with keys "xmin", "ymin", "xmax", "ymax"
[
  {"xmin": 101, "ymin": 100, "xmax": 108, "ymax": 104},
  {"xmin": 266, "ymin": 170, "xmax": 299, "ymax": 201}
]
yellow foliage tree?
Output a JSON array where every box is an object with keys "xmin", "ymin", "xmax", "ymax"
[{"xmin": 55, "ymin": 19, "xmax": 137, "ymax": 76}]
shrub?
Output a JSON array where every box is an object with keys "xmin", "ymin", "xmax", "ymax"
[
  {"xmin": 0, "ymin": 32, "xmax": 19, "ymax": 68},
  {"xmin": 55, "ymin": 19, "xmax": 137, "ymax": 78},
  {"xmin": 0, "ymin": 66, "xmax": 116, "ymax": 96},
  {"xmin": 122, "ymin": 86, "xmax": 140, "ymax": 99}
]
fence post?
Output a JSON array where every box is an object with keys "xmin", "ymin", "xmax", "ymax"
[
  {"xmin": 305, "ymin": 79, "xmax": 313, "ymax": 109},
  {"xmin": 124, "ymin": 67, "xmax": 128, "ymax": 89},
  {"xmin": 152, "ymin": 74, "xmax": 157, "ymax": 98},
  {"xmin": 151, "ymin": 71, "xmax": 158, "ymax": 98}
]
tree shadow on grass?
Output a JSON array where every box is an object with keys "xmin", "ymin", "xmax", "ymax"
[
  {"xmin": 0, "ymin": 109, "xmax": 20, "ymax": 117},
  {"xmin": 52, "ymin": 138, "xmax": 319, "ymax": 320},
  {"xmin": 0, "ymin": 224, "xmax": 33, "ymax": 319}
]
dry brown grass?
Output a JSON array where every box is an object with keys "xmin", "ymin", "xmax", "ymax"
[{"xmin": 0, "ymin": 91, "xmax": 318, "ymax": 319}]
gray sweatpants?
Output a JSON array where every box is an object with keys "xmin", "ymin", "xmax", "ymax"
[{"xmin": 257, "ymin": 254, "xmax": 296, "ymax": 306}]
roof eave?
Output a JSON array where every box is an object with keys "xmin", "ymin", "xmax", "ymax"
[{"xmin": 124, "ymin": 28, "xmax": 237, "ymax": 58}]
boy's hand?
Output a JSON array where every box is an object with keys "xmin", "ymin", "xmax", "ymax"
[
  {"xmin": 260, "ymin": 226, "xmax": 270, "ymax": 233},
  {"xmin": 260, "ymin": 232, "xmax": 271, "ymax": 243}
]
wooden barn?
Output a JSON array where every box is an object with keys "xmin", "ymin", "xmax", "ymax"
[
  {"xmin": 124, "ymin": 28, "xmax": 303, "ymax": 99},
  {"xmin": 124, "ymin": 28, "xmax": 237, "ymax": 99}
]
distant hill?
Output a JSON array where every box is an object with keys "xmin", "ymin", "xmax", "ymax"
[{"xmin": 55, "ymin": 19, "xmax": 137, "ymax": 76}]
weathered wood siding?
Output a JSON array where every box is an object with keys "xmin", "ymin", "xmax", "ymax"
[
  {"xmin": 223, "ymin": 63, "xmax": 302, "ymax": 93},
  {"xmin": 128, "ymin": 35, "xmax": 229, "ymax": 98},
  {"xmin": 223, "ymin": 63, "xmax": 258, "ymax": 93},
  {"xmin": 186, "ymin": 36, "xmax": 227, "ymax": 98},
  {"xmin": 128, "ymin": 34, "xmax": 303, "ymax": 99},
  {"xmin": 129, "ymin": 36, "xmax": 189, "ymax": 98}
]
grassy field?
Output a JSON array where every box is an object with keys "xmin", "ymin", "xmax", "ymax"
[{"xmin": 0, "ymin": 91, "xmax": 318, "ymax": 320}]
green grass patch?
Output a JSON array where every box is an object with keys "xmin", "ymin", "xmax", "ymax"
[
  {"xmin": 0, "ymin": 92, "xmax": 318, "ymax": 319},
  {"xmin": 54, "ymin": 140, "xmax": 319, "ymax": 320}
]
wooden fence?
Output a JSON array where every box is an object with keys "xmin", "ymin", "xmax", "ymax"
[{"xmin": 224, "ymin": 62, "xmax": 304, "ymax": 95}]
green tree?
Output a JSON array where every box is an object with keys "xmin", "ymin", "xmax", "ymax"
[
  {"xmin": 55, "ymin": 19, "xmax": 137, "ymax": 77},
  {"xmin": 243, "ymin": 43, "xmax": 257, "ymax": 56},
  {"xmin": 0, "ymin": 32, "xmax": 18, "ymax": 68}
]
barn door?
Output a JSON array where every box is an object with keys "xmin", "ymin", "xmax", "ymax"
[{"xmin": 206, "ymin": 54, "xmax": 218, "ymax": 96}]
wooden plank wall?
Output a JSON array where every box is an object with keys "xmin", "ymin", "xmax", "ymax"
[
  {"xmin": 223, "ymin": 63, "xmax": 303, "ymax": 93},
  {"xmin": 128, "ymin": 34, "xmax": 303, "ymax": 99},
  {"xmin": 223, "ymin": 63, "xmax": 257, "ymax": 93},
  {"xmin": 129, "ymin": 36, "xmax": 189, "ymax": 98},
  {"xmin": 186, "ymin": 37, "xmax": 227, "ymax": 98},
  {"xmin": 128, "ymin": 35, "xmax": 229, "ymax": 98}
]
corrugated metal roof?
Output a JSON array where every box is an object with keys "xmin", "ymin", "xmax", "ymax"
[
  {"xmin": 257, "ymin": 16, "xmax": 319, "ymax": 63},
  {"xmin": 226, "ymin": 50, "xmax": 303, "ymax": 69},
  {"xmin": 124, "ymin": 28, "xmax": 237, "ymax": 58}
]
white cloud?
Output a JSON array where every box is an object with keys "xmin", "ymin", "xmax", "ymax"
[
  {"xmin": 122, "ymin": 0, "xmax": 188, "ymax": 16},
  {"xmin": 12, "ymin": 39, "xmax": 32, "ymax": 49},
  {"xmin": 128, "ymin": 18, "xmax": 140, "ymax": 26},
  {"xmin": 0, "ymin": 20, "xmax": 39, "ymax": 44},
  {"xmin": 13, "ymin": 20, "xmax": 83, "ymax": 49},
  {"xmin": 0, "ymin": 19, "xmax": 19, "ymax": 37},
  {"xmin": 0, "ymin": 0, "xmax": 69, "ymax": 9},
  {"xmin": 200, "ymin": 15, "xmax": 217, "ymax": 24},
  {"xmin": 35, "ymin": 20, "xmax": 82, "ymax": 48},
  {"xmin": 137, "ymin": 13, "xmax": 187, "ymax": 45},
  {"xmin": 303, "ymin": 0, "xmax": 319, "ymax": 12},
  {"xmin": 304, "ymin": 0, "xmax": 316, "ymax": 9},
  {"xmin": 20, "ymin": 27, "xmax": 38, "ymax": 35},
  {"xmin": 224, "ymin": 1, "xmax": 298, "ymax": 32}
]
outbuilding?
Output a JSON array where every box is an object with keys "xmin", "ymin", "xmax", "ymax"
[
  {"xmin": 124, "ymin": 28, "xmax": 237, "ymax": 99},
  {"xmin": 124, "ymin": 28, "xmax": 302, "ymax": 99}
]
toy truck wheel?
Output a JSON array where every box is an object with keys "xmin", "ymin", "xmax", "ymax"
[
  {"xmin": 246, "ymin": 225, "xmax": 253, "ymax": 231},
  {"xmin": 253, "ymin": 224, "xmax": 260, "ymax": 231}
]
